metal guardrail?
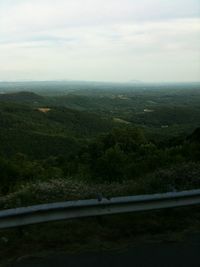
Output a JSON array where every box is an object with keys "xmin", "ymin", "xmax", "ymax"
[{"xmin": 0, "ymin": 189, "xmax": 200, "ymax": 229}]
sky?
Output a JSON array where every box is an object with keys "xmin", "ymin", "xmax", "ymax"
[{"xmin": 0, "ymin": 0, "xmax": 200, "ymax": 82}]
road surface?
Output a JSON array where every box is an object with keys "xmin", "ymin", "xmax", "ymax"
[{"xmin": 11, "ymin": 234, "xmax": 200, "ymax": 267}]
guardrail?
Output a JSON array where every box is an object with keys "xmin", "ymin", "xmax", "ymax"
[{"xmin": 0, "ymin": 189, "xmax": 200, "ymax": 229}]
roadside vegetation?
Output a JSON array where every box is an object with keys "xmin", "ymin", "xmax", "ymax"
[
  {"xmin": 0, "ymin": 85, "xmax": 200, "ymax": 205},
  {"xmin": 0, "ymin": 83, "xmax": 200, "ymax": 265}
]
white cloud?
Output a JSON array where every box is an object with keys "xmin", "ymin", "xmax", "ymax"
[{"xmin": 0, "ymin": 0, "xmax": 199, "ymax": 81}]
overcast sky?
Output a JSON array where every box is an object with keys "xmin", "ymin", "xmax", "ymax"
[{"xmin": 0, "ymin": 0, "xmax": 199, "ymax": 82}]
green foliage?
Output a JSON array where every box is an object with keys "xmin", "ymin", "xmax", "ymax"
[
  {"xmin": 1, "ymin": 124, "xmax": 200, "ymax": 195},
  {"xmin": 0, "ymin": 157, "xmax": 20, "ymax": 194},
  {"xmin": 1, "ymin": 82, "xmax": 200, "ymax": 266},
  {"xmin": 0, "ymin": 86, "xmax": 200, "ymax": 196},
  {"xmin": 142, "ymin": 162, "xmax": 200, "ymax": 193},
  {"xmin": 92, "ymin": 146, "xmax": 125, "ymax": 182}
]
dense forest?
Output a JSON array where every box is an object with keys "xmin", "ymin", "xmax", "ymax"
[{"xmin": 0, "ymin": 82, "xmax": 200, "ymax": 205}]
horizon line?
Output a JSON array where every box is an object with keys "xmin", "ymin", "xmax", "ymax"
[{"xmin": 0, "ymin": 79, "xmax": 200, "ymax": 84}]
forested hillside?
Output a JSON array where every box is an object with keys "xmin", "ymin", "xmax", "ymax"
[{"xmin": 0, "ymin": 83, "xmax": 200, "ymax": 204}]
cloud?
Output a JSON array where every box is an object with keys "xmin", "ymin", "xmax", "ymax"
[
  {"xmin": 1, "ymin": 0, "xmax": 199, "ymax": 36},
  {"xmin": 0, "ymin": 0, "xmax": 199, "ymax": 81}
]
